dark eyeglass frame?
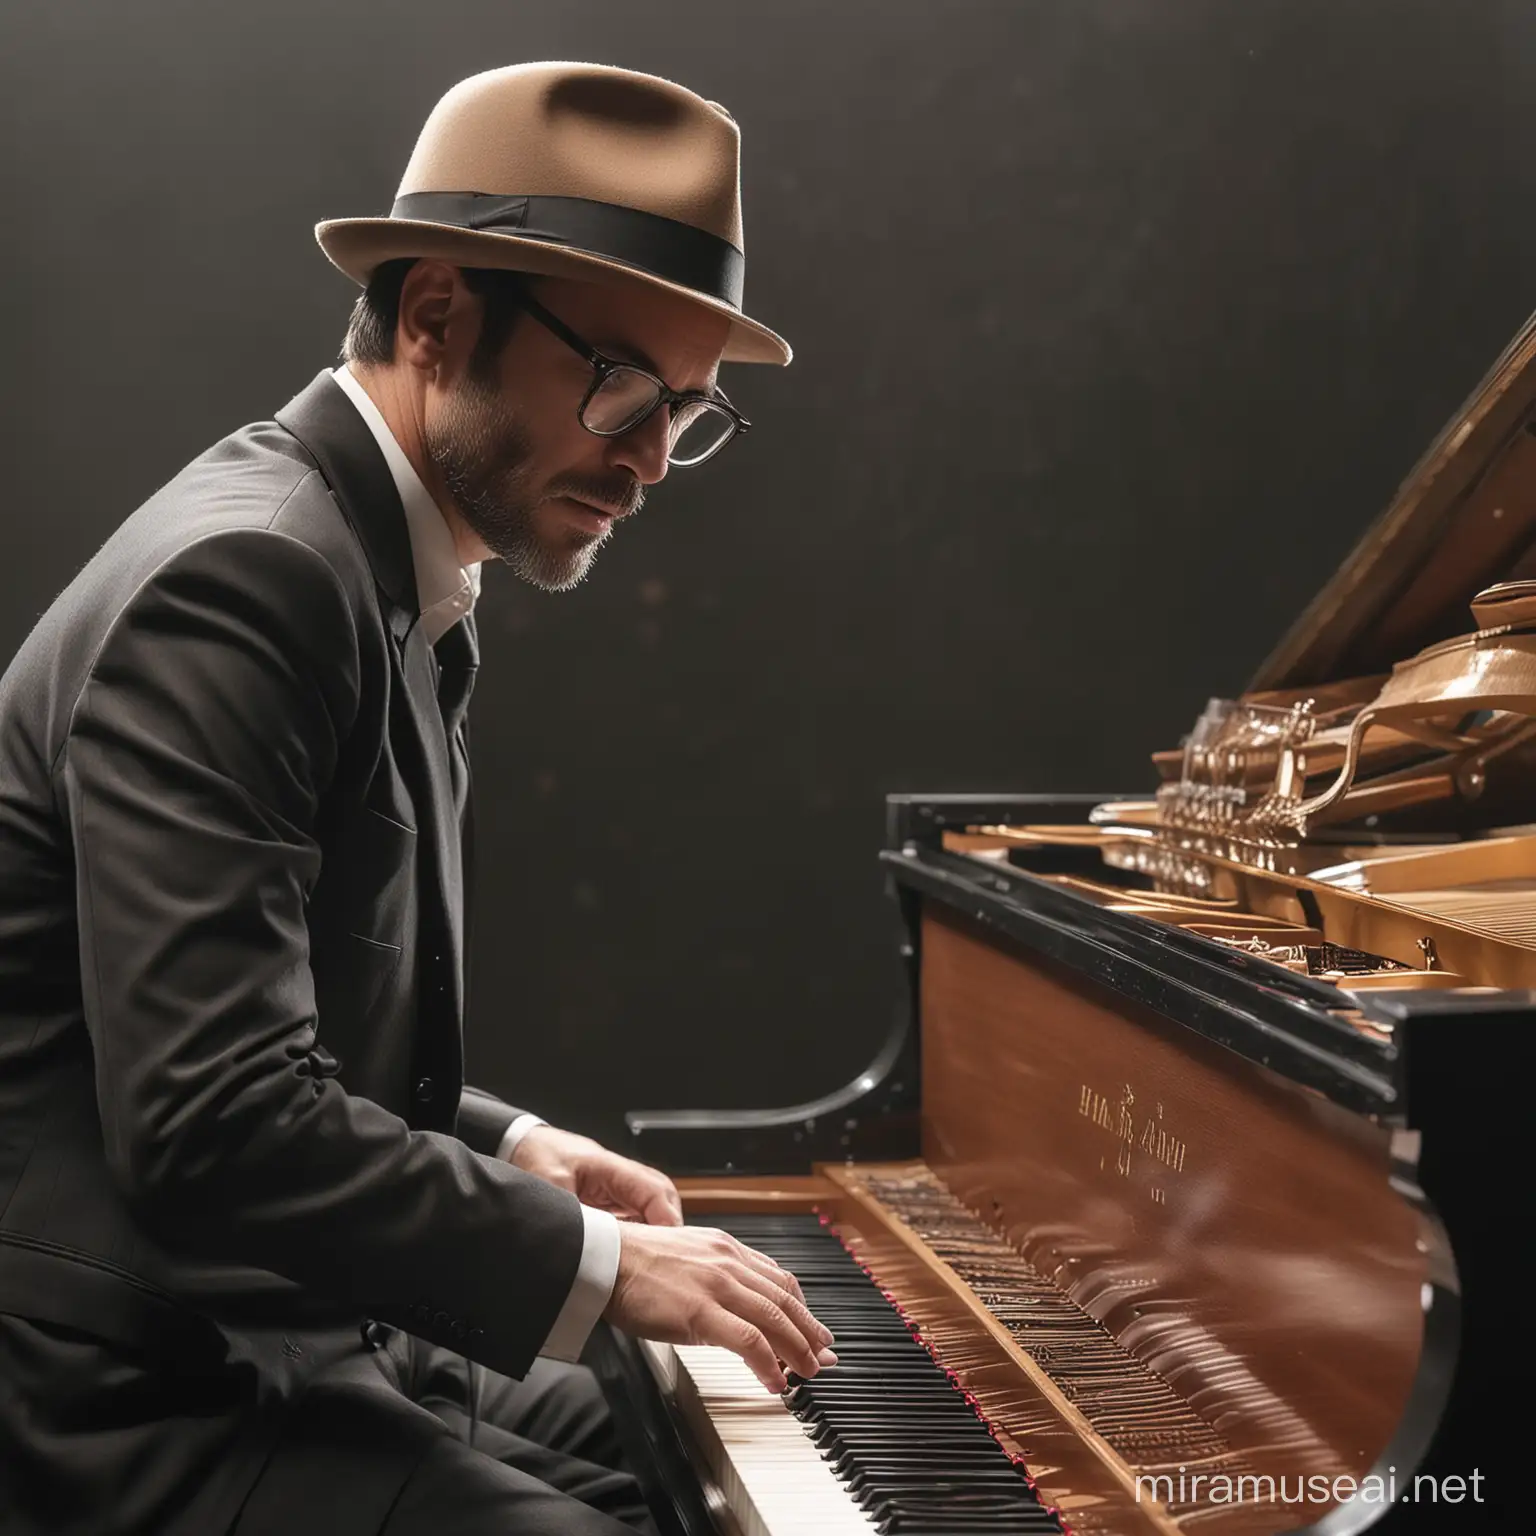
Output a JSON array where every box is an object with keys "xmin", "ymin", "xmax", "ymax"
[{"xmin": 518, "ymin": 292, "xmax": 751, "ymax": 467}]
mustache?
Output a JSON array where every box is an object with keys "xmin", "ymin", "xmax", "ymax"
[{"xmin": 548, "ymin": 473, "xmax": 645, "ymax": 519}]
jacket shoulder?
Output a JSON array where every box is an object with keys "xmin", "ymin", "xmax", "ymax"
[
  {"xmin": 157, "ymin": 418, "xmax": 377, "ymax": 596},
  {"xmin": 0, "ymin": 417, "xmax": 386, "ymax": 775},
  {"xmin": 66, "ymin": 415, "xmax": 382, "ymax": 632}
]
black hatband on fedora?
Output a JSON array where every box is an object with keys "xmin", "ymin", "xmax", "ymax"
[{"xmin": 389, "ymin": 192, "xmax": 746, "ymax": 311}]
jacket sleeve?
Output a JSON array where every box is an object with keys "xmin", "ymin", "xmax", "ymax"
[
  {"xmin": 457, "ymin": 1085, "xmax": 527, "ymax": 1156},
  {"xmin": 60, "ymin": 523, "xmax": 583, "ymax": 1380}
]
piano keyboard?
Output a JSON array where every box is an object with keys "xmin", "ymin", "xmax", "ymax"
[
  {"xmin": 646, "ymin": 1215, "xmax": 1062, "ymax": 1535},
  {"xmin": 643, "ymin": 1337, "xmax": 878, "ymax": 1535}
]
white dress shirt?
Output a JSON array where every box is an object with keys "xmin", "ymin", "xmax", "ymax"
[{"xmin": 331, "ymin": 365, "xmax": 621, "ymax": 1362}]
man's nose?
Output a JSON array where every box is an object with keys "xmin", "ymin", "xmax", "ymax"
[{"xmin": 604, "ymin": 408, "xmax": 671, "ymax": 487}]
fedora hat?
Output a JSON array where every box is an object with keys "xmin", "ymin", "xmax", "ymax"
[{"xmin": 317, "ymin": 62, "xmax": 790, "ymax": 366}]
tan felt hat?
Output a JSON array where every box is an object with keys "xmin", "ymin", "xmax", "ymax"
[{"xmin": 317, "ymin": 62, "xmax": 790, "ymax": 366}]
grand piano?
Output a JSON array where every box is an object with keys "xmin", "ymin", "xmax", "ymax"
[{"xmin": 594, "ymin": 315, "xmax": 1536, "ymax": 1534}]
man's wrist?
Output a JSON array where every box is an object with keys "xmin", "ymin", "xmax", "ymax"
[
  {"xmin": 538, "ymin": 1205, "xmax": 622, "ymax": 1361},
  {"xmin": 495, "ymin": 1112, "xmax": 547, "ymax": 1163}
]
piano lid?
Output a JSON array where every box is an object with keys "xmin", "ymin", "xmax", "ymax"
[{"xmin": 1251, "ymin": 308, "xmax": 1536, "ymax": 691}]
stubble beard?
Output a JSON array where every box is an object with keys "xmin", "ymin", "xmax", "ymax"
[{"xmin": 424, "ymin": 371, "xmax": 640, "ymax": 593}]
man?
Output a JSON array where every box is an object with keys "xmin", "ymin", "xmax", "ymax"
[{"xmin": 0, "ymin": 62, "xmax": 833, "ymax": 1536}]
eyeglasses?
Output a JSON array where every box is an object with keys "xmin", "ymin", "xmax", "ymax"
[{"xmin": 518, "ymin": 292, "xmax": 751, "ymax": 468}]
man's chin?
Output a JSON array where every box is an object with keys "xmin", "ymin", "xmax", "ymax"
[{"xmin": 497, "ymin": 530, "xmax": 602, "ymax": 593}]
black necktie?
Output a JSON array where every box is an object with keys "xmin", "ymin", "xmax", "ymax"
[
  {"xmin": 433, "ymin": 618, "xmax": 478, "ymax": 741},
  {"xmin": 433, "ymin": 616, "xmax": 478, "ymax": 998},
  {"xmin": 433, "ymin": 619, "xmax": 478, "ymax": 829}
]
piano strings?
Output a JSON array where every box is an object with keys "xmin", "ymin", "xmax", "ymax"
[{"xmin": 854, "ymin": 1171, "xmax": 1277, "ymax": 1528}]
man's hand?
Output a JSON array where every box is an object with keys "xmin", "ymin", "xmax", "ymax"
[
  {"xmin": 602, "ymin": 1221, "xmax": 837, "ymax": 1394},
  {"xmin": 509, "ymin": 1124, "xmax": 684, "ymax": 1226}
]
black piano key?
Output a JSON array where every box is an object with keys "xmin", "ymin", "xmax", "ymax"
[
  {"xmin": 794, "ymin": 1381, "xmax": 968, "ymax": 1395},
  {"xmin": 842, "ymin": 1454, "xmax": 1028, "ymax": 1471},
  {"xmin": 810, "ymin": 1410, "xmax": 990, "ymax": 1434},
  {"xmin": 828, "ymin": 1443, "xmax": 1006, "ymax": 1473},
  {"xmin": 792, "ymin": 1371, "xmax": 961, "ymax": 1389},
  {"xmin": 877, "ymin": 1512, "xmax": 1060, "ymax": 1530},
  {"xmin": 792, "ymin": 1368, "xmax": 968, "ymax": 1387},
  {"xmin": 811, "ymin": 1407, "xmax": 996, "ymax": 1425},
  {"xmin": 848, "ymin": 1419, "xmax": 996, "ymax": 1435},
  {"xmin": 814, "ymin": 1424, "xmax": 997, "ymax": 1452},
  {"xmin": 692, "ymin": 1213, "xmax": 1064, "ymax": 1536},
  {"xmin": 882, "ymin": 1526, "xmax": 1064, "ymax": 1535},
  {"xmin": 849, "ymin": 1465, "xmax": 1034, "ymax": 1495},
  {"xmin": 825, "ymin": 1431, "xmax": 1007, "ymax": 1454},
  {"xmin": 881, "ymin": 1520, "xmax": 1064, "ymax": 1535},
  {"xmin": 812, "ymin": 1408, "xmax": 979, "ymax": 1421},
  {"xmin": 858, "ymin": 1472, "xmax": 1044, "ymax": 1495},
  {"xmin": 861, "ymin": 1485, "xmax": 1047, "ymax": 1511},
  {"xmin": 799, "ymin": 1389, "xmax": 972, "ymax": 1404},
  {"xmin": 812, "ymin": 1422, "xmax": 993, "ymax": 1451},
  {"xmin": 824, "ymin": 1434, "xmax": 1006, "ymax": 1458},
  {"xmin": 877, "ymin": 1496, "xmax": 1062, "ymax": 1524}
]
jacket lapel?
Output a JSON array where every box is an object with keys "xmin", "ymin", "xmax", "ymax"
[
  {"xmin": 273, "ymin": 372, "xmax": 468, "ymax": 1051},
  {"xmin": 274, "ymin": 371, "xmax": 419, "ymax": 627}
]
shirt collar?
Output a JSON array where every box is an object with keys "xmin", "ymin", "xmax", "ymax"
[{"xmin": 331, "ymin": 364, "xmax": 481, "ymax": 646}]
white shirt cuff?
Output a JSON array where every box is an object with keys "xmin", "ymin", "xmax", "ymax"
[
  {"xmin": 538, "ymin": 1206, "xmax": 622, "ymax": 1362},
  {"xmin": 495, "ymin": 1112, "xmax": 546, "ymax": 1162}
]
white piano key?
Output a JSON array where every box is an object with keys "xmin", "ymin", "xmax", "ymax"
[{"xmin": 642, "ymin": 1340, "xmax": 878, "ymax": 1536}]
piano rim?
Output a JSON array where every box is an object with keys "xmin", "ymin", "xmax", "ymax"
[{"xmin": 882, "ymin": 838, "xmax": 1475, "ymax": 1118}]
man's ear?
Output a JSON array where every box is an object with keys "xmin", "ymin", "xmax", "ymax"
[{"xmin": 395, "ymin": 260, "xmax": 473, "ymax": 374}]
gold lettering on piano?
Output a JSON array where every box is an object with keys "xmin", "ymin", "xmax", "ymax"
[
  {"xmin": 1078, "ymin": 1083, "xmax": 1114, "ymax": 1130},
  {"xmin": 1078, "ymin": 1086, "xmax": 1188, "ymax": 1195},
  {"xmin": 1139, "ymin": 1100, "xmax": 1188, "ymax": 1173},
  {"xmin": 1116, "ymin": 1084, "xmax": 1135, "ymax": 1177}
]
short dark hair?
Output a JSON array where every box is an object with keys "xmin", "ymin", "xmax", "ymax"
[{"xmin": 340, "ymin": 258, "xmax": 529, "ymax": 379}]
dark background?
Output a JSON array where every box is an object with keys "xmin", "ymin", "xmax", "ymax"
[{"xmin": 3, "ymin": 0, "xmax": 1535, "ymax": 1148}]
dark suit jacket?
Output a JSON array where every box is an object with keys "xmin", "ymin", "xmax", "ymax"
[{"xmin": 0, "ymin": 372, "xmax": 584, "ymax": 1384}]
